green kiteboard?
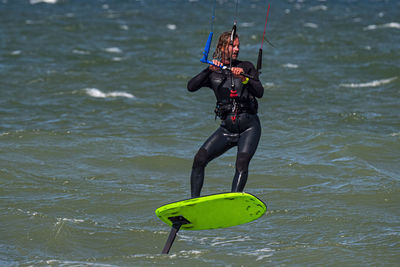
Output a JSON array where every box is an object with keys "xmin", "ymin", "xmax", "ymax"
[{"xmin": 155, "ymin": 192, "xmax": 267, "ymax": 254}]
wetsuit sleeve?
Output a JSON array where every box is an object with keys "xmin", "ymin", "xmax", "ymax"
[
  {"xmin": 243, "ymin": 62, "xmax": 264, "ymax": 98},
  {"xmin": 187, "ymin": 67, "xmax": 212, "ymax": 92}
]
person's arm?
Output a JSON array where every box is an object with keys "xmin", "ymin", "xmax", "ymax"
[
  {"xmin": 247, "ymin": 78, "xmax": 264, "ymax": 98},
  {"xmin": 187, "ymin": 67, "xmax": 212, "ymax": 92},
  {"xmin": 243, "ymin": 62, "xmax": 264, "ymax": 98}
]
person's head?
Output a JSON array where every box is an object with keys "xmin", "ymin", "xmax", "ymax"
[{"xmin": 213, "ymin": 31, "xmax": 240, "ymax": 64}]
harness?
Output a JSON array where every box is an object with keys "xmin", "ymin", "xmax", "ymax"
[{"xmin": 214, "ymin": 97, "xmax": 258, "ymax": 120}]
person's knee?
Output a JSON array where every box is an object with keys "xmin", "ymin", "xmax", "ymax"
[
  {"xmin": 192, "ymin": 148, "xmax": 208, "ymax": 168},
  {"xmin": 236, "ymin": 152, "xmax": 251, "ymax": 173}
]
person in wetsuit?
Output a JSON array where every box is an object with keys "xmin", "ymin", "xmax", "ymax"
[{"xmin": 187, "ymin": 31, "xmax": 264, "ymax": 198}]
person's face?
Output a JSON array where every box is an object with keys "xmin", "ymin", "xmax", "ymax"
[{"xmin": 221, "ymin": 37, "xmax": 240, "ymax": 63}]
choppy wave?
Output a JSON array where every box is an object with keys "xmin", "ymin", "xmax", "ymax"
[
  {"xmin": 11, "ymin": 50, "xmax": 22, "ymax": 55},
  {"xmin": 240, "ymin": 22, "xmax": 255, "ymax": 28},
  {"xmin": 340, "ymin": 77, "xmax": 397, "ymax": 88},
  {"xmin": 2, "ymin": 1, "xmax": 399, "ymax": 266},
  {"xmin": 304, "ymin": 22, "xmax": 318, "ymax": 29},
  {"xmin": 85, "ymin": 88, "xmax": 135, "ymax": 99},
  {"xmin": 282, "ymin": 63, "xmax": 299, "ymax": 69},
  {"xmin": 30, "ymin": 0, "xmax": 57, "ymax": 4},
  {"xmin": 364, "ymin": 22, "xmax": 400, "ymax": 30},
  {"xmin": 166, "ymin": 24, "xmax": 177, "ymax": 30},
  {"xmin": 72, "ymin": 49, "xmax": 90, "ymax": 55},
  {"xmin": 309, "ymin": 5, "xmax": 328, "ymax": 12},
  {"xmin": 104, "ymin": 47, "xmax": 123, "ymax": 54},
  {"xmin": 24, "ymin": 260, "xmax": 115, "ymax": 267}
]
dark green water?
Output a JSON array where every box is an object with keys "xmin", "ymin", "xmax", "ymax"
[{"xmin": 1, "ymin": 0, "xmax": 399, "ymax": 266}]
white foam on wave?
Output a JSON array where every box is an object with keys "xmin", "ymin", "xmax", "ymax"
[
  {"xmin": 57, "ymin": 217, "xmax": 85, "ymax": 223},
  {"xmin": 210, "ymin": 235, "xmax": 251, "ymax": 247},
  {"xmin": 340, "ymin": 77, "xmax": 397, "ymax": 88},
  {"xmin": 264, "ymin": 82, "xmax": 275, "ymax": 88},
  {"xmin": 11, "ymin": 50, "xmax": 22, "ymax": 55},
  {"xmin": 44, "ymin": 260, "xmax": 114, "ymax": 267},
  {"xmin": 283, "ymin": 63, "xmax": 299, "ymax": 69},
  {"xmin": 175, "ymin": 250, "xmax": 204, "ymax": 258},
  {"xmin": 30, "ymin": 0, "xmax": 57, "ymax": 4},
  {"xmin": 112, "ymin": 57, "xmax": 123, "ymax": 61},
  {"xmin": 304, "ymin": 22, "xmax": 318, "ymax": 29},
  {"xmin": 85, "ymin": 88, "xmax": 134, "ymax": 99},
  {"xmin": 364, "ymin": 22, "xmax": 400, "ymax": 30},
  {"xmin": 227, "ymin": 246, "xmax": 274, "ymax": 261},
  {"xmin": 309, "ymin": 5, "xmax": 328, "ymax": 12},
  {"xmin": 240, "ymin": 22, "xmax": 254, "ymax": 28},
  {"xmin": 104, "ymin": 47, "xmax": 122, "ymax": 53},
  {"xmin": 167, "ymin": 24, "xmax": 177, "ymax": 30},
  {"xmin": 120, "ymin": 24, "xmax": 129, "ymax": 31},
  {"xmin": 72, "ymin": 49, "xmax": 90, "ymax": 55}
]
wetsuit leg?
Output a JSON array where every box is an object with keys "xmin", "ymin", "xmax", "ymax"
[
  {"xmin": 231, "ymin": 116, "xmax": 261, "ymax": 192},
  {"xmin": 190, "ymin": 148, "xmax": 207, "ymax": 198},
  {"xmin": 191, "ymin": 127, "xmax": 235, "ymax": 198}
]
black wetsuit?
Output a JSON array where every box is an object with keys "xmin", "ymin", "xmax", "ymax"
[{"xmin": 187, "ymin": 60, "xmax": 264, "ymax": 198}]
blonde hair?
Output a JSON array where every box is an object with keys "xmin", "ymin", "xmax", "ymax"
[{"xmin": 213, "ymin": 31, "xmax": 239, "ymax": 60}]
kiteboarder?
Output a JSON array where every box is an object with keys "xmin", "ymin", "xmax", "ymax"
[{"xmin": 187, "ymin": 30, "xmax": 264, "ymax": 198}]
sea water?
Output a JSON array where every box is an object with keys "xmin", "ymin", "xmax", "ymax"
[{"xmin": 1, "ymin": 0, "xmax": 399, "ymax": 266}]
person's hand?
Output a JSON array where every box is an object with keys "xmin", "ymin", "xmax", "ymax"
[
  {"xmin": 231, "ymin": 67, "xmax": 246, "ymax": 81},
  {"xmin": 209, "ymin": 59, "xmax": 223, "ymax": 71}
]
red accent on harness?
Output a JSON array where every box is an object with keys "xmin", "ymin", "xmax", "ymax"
[
  {"xmin": 231, "ymin": 115, "xmax": 236, "ymax": 122},
  {"xmin": 230, "ymin": 90, "xmax": 238, "ymax": 98}
]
